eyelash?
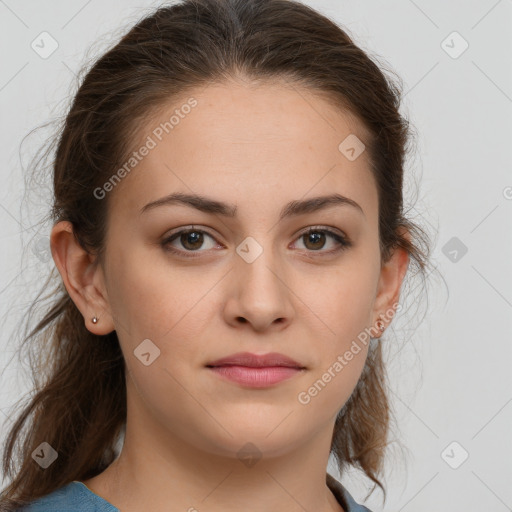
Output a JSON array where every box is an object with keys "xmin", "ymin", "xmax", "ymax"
[{"xmin": 161, "ymin": 225, "xmax": 352, "ymax": 258}]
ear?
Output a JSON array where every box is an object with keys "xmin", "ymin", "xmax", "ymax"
[
  {"xmin": 50, "ymin": 220, "xmax": 115, "ymax": 335},
  {"xmin": 371, "ymin": 227, "xmax": 411, "ymax": 336}
]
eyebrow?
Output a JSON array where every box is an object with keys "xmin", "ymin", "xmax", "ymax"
[{"xmin": 139, "ymin": 192, "xmax": 365, "ymax": 220}]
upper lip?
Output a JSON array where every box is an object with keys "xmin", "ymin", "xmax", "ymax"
[{"xmin": 206, "ymin": 352, "xmax": 305, "ymax": 369}]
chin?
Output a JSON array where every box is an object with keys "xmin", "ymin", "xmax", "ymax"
[{"xmin": 195, "ymin": 425, "xmax": 308, "ymax": 461}]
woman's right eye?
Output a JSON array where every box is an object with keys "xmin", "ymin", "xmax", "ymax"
[{"xmin": 161, "ymin": 227, "xmax": 219, "ymax": 256}]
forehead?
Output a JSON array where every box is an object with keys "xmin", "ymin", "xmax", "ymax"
[{"xmin": 108, "ymin": 79, "xmax": 377, "ymax": 222}]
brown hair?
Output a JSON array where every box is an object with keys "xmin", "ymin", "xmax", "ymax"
[{"xmin": 1, "ymin": 0, "xmax": 433, "ymax": 508}]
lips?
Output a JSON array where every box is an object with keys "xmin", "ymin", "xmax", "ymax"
[
  {"xmin": 206, "ymin": 351, "xmax": 305, "ymax": 369},
  {"xmin": 206, "ymin": 351, "xmax": 306, "ymax": 388}
]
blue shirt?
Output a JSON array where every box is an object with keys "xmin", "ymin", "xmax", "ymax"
[{"xmin": 20, "ymin": 473, "xmax": 373, "ymax": 511}]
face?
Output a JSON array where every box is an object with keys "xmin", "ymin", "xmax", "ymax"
[{"xmin": 89, "ymin": 79, "xmax": 387, "ymax": 459}]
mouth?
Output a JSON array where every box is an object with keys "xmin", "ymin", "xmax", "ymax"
[
  {"xmin": 206, "ymin": 351, "xmax": 305, "ymax": 369},
  {"xmin": 205, "ymin": 352, "xmax": 306, "ymax": 388}
]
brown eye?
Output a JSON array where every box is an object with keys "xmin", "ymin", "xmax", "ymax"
[
  {"xmin": 161, "ymin": 225, "xmax": 351, "ymax": 259},
  {"xmin": 162, "ymin": 227, "xmax": 219, "ymax": 256},
  {"xmin": 302, "ymin": 231, "xmax": 327, "ymax": 250},
  {"xmin": 179, "ymin": 230, "xmax": 204, "ymax": 250},
  {"xmin": 293, "ymin": 227, "xmax": 351, "ymax": 255}
]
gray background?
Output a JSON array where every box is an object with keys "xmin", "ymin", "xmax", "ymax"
[{"xmin": 1, "ymin": 0, "xmax": 511, "ymax": 510}]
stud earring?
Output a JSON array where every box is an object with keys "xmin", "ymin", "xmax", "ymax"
[
  {"xmin": 92, "ymin": 316, "xmax": 98, "ymax": 324},
  {"xmin": 377, "ymin": 315, "xmax": 385, "ymax": 332}
]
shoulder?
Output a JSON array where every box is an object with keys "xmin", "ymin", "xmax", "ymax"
[
  {"xmin": 326, "ymin": 473, "xmax": 374, "ymax": 512},
  {"xmin": 18, "ymin": 481, "xmax": 118, "ymax": 512}
]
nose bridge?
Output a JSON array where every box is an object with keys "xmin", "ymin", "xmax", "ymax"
[
  {"xmin": 235, "ymin": 233, "xmax": 283, "ymax": 289},
  {"xmin": 232, "ymin": 232, "xmax": 292, "ymax": 317}
]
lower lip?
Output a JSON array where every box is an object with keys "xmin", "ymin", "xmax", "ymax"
[{"xmin": 207, "ymin": 365, "xmax": 303, "ymax": 388}]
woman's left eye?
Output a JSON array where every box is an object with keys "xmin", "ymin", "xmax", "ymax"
[
  {"xmin": 292, "ymin": 227, "xmax": 352, "ymax": 254},
  {"xmin": 161, "ymin": 226, "xmax": 351, "ymax": 257}
]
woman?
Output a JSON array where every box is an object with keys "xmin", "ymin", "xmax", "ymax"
[{"xmin": 1, "ymin": 0, "xmax": 431, "ymax": 510}]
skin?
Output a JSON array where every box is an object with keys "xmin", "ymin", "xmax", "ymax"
[{"xmin": 51, "ymin": 77, "xmax": 409, "ymax": 512}]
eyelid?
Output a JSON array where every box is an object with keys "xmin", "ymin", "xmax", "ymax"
[{"xmin": 295, "ymin": 224, "xmax": 347, "ymax": 240}]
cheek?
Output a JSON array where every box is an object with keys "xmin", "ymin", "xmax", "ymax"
[
  {"xmin": 294, "ymin": 311, "xmax": 369, "ymax": 428},
  {"xmin": 296, "ymin": 274, "xmax": 372, "ymax": 419},
  {"xmin": 297, "ymin": 357, "xmax": 366, "ymax": 423},
  {"xmin": 104, "ymin": 243, "xmax": 203, "ymax": 340},
  {"xmin": 123, "ymin": 350, "xmax": 222, "ymax": 455},
  {"xmin": 298, "ymin": 260, "xmax": 378, "ymax": 336},
  {"xmin": 294, "ymin": 259, "xmax": 376, "ymax": 403}
]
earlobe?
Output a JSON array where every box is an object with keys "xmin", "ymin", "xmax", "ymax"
[
  {"xmin": 372, "ymin": 241, "xmax": 410, "ymax": 335},
  {"xmin": 50, "ymin": 220, "xmax": 115, "ymax": 335}
]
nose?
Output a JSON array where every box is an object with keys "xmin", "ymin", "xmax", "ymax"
[{"xmin": 223, "ymin": 241, "xmax": 295, "ymax": 332}]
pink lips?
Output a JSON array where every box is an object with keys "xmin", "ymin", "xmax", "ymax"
[{"xmin": 206, "ymin": 352, "xmax": 306, "ymax": 388}]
